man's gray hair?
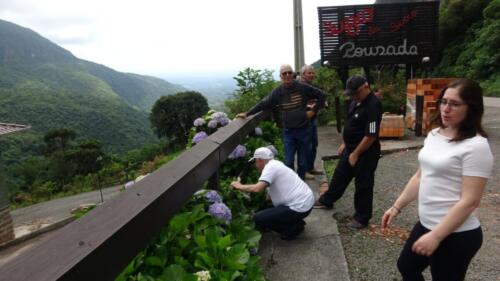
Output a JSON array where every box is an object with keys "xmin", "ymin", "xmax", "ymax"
[
  {"xmin": 300, "ymin": 64, "xmax": 314, "ymax": 75},
  {"xmin": 279, "ymin": 64, "xmax": 293, "ymax": 74}
]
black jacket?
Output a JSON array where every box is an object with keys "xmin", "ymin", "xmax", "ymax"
[{"xmin": 247, "ymin": 81, "xmax": 325, "ymax": 129}]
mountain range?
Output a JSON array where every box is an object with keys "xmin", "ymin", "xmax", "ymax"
[{"xmin": 0, "ymin": 19, "xmax": 187, "ymax": 153}]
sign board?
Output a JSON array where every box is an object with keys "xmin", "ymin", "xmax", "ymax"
[{"xmin": 318, "ymin": 1, "xmax": 439, "ymax": 67}]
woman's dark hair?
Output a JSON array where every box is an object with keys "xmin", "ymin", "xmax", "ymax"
[{"xmin": 430, "ymin": 78, "xmax": 487, "ymax": 141}]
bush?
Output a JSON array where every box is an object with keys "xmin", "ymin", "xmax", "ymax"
[{"xmin": 116, "ymin": 191, "xmax": 265, "ymax": 281}]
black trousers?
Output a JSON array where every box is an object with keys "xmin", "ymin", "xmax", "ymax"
[
  {"xmin": 398, "ymin": 221, "xmax": 482, "ymax": 281},
  {"xmin": 318, "ymin": 143, "xmax": 380, "ymax": 225},
  {"xmin": 254, "ymin": 205, "xmax": 311, "ymax": 237}
]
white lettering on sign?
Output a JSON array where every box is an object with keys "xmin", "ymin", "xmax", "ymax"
[{"xmin": 340, "ymin": 39, "xmax": 418, "ymax": 58}]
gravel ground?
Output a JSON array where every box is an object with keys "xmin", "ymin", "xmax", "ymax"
[{"xmin": 325, "ymin": 116, "xmax": 500, "ymax": 281}]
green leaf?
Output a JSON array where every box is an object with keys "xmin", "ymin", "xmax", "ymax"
[
  {"xmin": 144, "ymin": 256, "xmax": 164, "ymax": 267},
  {"xmin": 177, "ymin": 236, "xmax": 191, "ymax": 250},
  {"xmin": 182, "ymin": 274, "xmax": 198, "ymax": 281},
  {"xmin": 169, "ymin": 213, "xmax": 190, "ymax": 234},
  {"xmin": 194, "ymin": 234, "xmax": 206, "ymax": 248},
  {"xmin": 173, "ymin": 256, "xmax": 190, "ymax": 269},
  {"xmin": 217, "ymin": 234, "xmax": 233, "ymax": 250},
  {"xmin": 205, "ymin": 228, "xmax": 220, "ymax": 251},
  {"xmin": 238, "ymin": 229, "xmax": 261, "ymax": 248},
  {"xmin": 136, "ymin": 272, "xmax": 156, "ymax": 281},
  {"xmin": 194, "ymin": 252, "xmax": 215, "ymax": 269},
  {"xmin": 160, "ymin": 264, "xmax": 187, "ymax": 281},
  {"xmin": 222, "ymin": 244, "xmax": 249, "ymax": 270}
]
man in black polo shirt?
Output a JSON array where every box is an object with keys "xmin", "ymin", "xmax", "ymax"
[{"xmin": 314, "ymin": 75, "xmax": 382, "ymax": 229}]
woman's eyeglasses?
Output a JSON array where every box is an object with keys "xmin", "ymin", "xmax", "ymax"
[
  {"xmin": 437, "ymin": 99, "xmax": 466, "ymax": 109},
  {"xmin": 281, "ymin": 71, "xmax": 293, "ymax": 76}
]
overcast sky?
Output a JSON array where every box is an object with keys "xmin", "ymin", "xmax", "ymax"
[{"xmin": 1, "ymin": 0, "xmax": 374, "ymax": 78}]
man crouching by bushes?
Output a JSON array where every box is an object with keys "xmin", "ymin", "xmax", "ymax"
[{"xmin": 231, "ymin": 147, "xmax": 314, "ymax": 240}]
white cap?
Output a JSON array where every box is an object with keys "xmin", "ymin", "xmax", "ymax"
[{"xmin": 249, "ymin": 147, "xmax": 274, "ymax": 162}]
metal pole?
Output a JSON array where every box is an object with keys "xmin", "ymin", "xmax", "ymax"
[
  {"xmin": 96, "ymin": 156, "xmax": 103, "ymax": 203},
  {"xmin": 293, "ymin": 0, "xmax": 305, "ymax": 72}
]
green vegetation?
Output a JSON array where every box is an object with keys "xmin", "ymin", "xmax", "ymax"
[
  {"xmin": 0, "ymin": 19, "xmax": 187, "ymax": 159},
  {"xmin": 117, "ymin": 73, "xmax": 284, "ymax": 279},
  {"xmin": 6, "ymin": 132, "xmax": 177, "ymax": 208},
  {"xmin": 224, "ymin": 68, "xmax": 279, "ymax": 116},
  {"xmin": 116, "ymin": 196, "xmax": 266, "ymax": 281},
  {"xmin": 150, "ymin": 91, "xmax": 209, "ymax": 149},
  {"xmin": 0, "ymin": 19, "xmax": 192, "ymax": 205},
  {"xmin": 434, "ymin": 0, "xmax": 499, "ymax": 96},
  {"xmin": 312, "ymin": 67, "xmax": 345, "ymax": 126}
]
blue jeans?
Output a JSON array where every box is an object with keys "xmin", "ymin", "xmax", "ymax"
[
  {"xmin": 307, "ymin": 121, "xmax": 318, "ymax": 172},
  {"xmin": 254, "ymin": 205, "xmax": 312, "ymax": 237},
  {"xmin": 283, "ymin": 123, "xmax": 312, "ymax": 179}
]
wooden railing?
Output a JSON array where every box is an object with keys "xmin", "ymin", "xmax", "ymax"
[{"xmin": 0, "ymin": 111, "xmax": 269, "ymax": 281}]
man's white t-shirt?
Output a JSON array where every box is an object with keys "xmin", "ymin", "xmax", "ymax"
[
  {"xmin": 259, "ymin": 159, "xmax": 315, "ymax": 212},
  {"xmin": 418, "ymin": 128, "xmax": 494, "ymax": 232}
]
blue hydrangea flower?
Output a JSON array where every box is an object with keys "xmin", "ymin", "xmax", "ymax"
[
  {"xmin": 208, "ymin": 202, "xmax": 232, "ymax": 223},
  {"xmin": 211, "ymin": 112, "xmax": 229, "ymax": 127},
  {"xmin": 218, "ymin": 116, "xmax": 229, "ymax": 126},
  {"xmin": 254, "ymin": 127, "xmax": 263, "ymax": 136},
  {"xmin": 207, "ymin": 120, "xmax": 218, "ymax": 129},
  {"xmin": 193, "ymin": 118, "xmax": 205, "ymax": 127},
  {"xmin": 228, "ymin": 144, "xmax": 247, "ymax": 160},
  {"xmin": 205, "ymin": 190, "xmax": 222, "ymax": 203},
  {"xmin": 192, "ymin": 131, "xmax": 208, "ymax": 144}
]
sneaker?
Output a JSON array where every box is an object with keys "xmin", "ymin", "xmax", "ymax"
[
  {"xmin": 309, "ymin": 168, "xmax": 323, "ymax": 175},
  {"xmin": 348, "ymin": 218, "xmax": 367, "ymax": 229},
  {"xmin": 313, "ymin": 200, "xmax": 332, "ymax": 209},
  {"xmin": 305, "ymin": 173, "xmax": 315, "ymax": 180}
]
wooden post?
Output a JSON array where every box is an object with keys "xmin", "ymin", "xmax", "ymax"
[
  {"xmin": 0, "ymin": 161, "xmax": 14, "ymax": 245},
  {"xmin": 415, "ymin": 95, "xmax": 424, "ymax": 136},
  {"xmin": 207, "ymin": 170, "xmax": 220, "ymax": 190}
]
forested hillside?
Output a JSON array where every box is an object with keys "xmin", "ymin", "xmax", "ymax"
[
  {"xmin": 434, "ymin": 0, "xmax": 499, "ymax": 96},
  {"xmin": 0, "ymin": 19, "xmax": 187, "ymax": 156}
]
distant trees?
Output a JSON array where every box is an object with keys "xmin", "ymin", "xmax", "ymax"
[
  {"xmin": 11, "ymin": 128, "xmax": 107, "ymax": 201},
  {"xmin": 66, "ymin": 139, "xmax": 106, "ymax": 176},
  {"xmin": 42, "ymin": 128, "xmax": 76, "ymax": 155},
  {"xmin": 150, "ymin": 91, "xmax": 209, "ymax": 148},
  {"xmin": 435, "ymin": 0, "xmax": 499, "ymax": 95},
  {"xmin": 224, "ymin": 68, "xmax": 277, "ymax": 116}
]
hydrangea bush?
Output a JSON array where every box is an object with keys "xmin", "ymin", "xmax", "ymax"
[
  {"xmin": 189, "ymin": 110, "xmax": 231, "ymax": 147},
  {"xmin": 117, "ymin": 111, "xmax": 284, "ymax": 281},
  {"xmin": 116, "ymin": 190, "xmax": 264, "ymax": 281}
]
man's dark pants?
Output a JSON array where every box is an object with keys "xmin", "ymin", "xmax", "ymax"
[
  {"xmin": 254, "ymin": 205, "xmax": 311, "ymax": 237},
  {"xmin": 307, "ymin": 120, "xmax": 318, "ymax": 172},
  {"xmin": 318, "ymin": 142, "xmax": 380, "ymax": 225},
  {"xmin": 283, "ymin": 123, "xmax": 312, "ymax": 179}
]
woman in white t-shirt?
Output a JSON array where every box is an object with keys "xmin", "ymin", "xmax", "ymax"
[{"xmin": 381, "ymin": 79, "xmax": 494, "ymax": 281}]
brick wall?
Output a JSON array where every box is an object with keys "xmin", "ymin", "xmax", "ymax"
[{"xmin": 0, "ymin": 206, "xmax": 14, "ymax": 245}]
